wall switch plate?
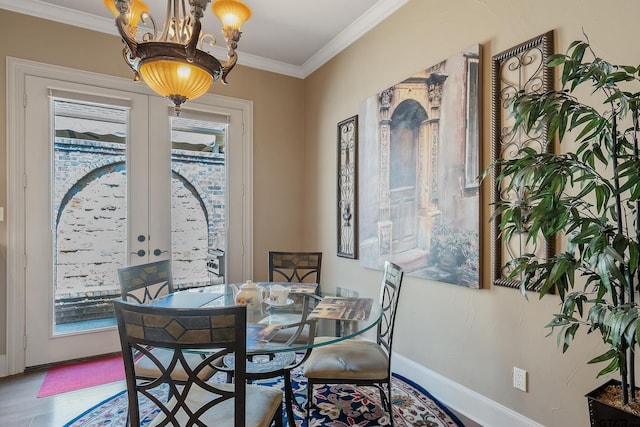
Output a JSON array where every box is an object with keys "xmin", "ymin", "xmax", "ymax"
[
  {"xmin": 513, "ymin": 367, "xmax": 527, "ymax": 392},
  {"xmin": 0, "ymin": 207, "xmax": 4, "ymax": 222}
]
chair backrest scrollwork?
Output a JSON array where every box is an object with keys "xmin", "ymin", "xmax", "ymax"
[
  {"xmin": 113, "ymin": 299, "xmax": 248, "ymax": 426},
  {"xmin": 268, "ymin": 251, "xmax": 322, "ymax": 285},
  {"xmin": 117, "ymin": 259, "xmax": 173, "ymax": 304},
  {"xmin": 377, "ymin": 260, "xmax": 404, "ymax": 356}
]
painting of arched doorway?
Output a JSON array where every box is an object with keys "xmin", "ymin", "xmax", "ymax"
[
  {"xmin": 359, "ymin": 44, "xmax": 480, "ymax": 288},
  {"xmin": 389, "ymin": 100, "xmax": 427, "ymax": 254}
]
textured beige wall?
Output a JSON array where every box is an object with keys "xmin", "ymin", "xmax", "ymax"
[
  {"xmin": 0, "ymin": 11, "xmax": 305, "ymax": 355},
  {"xmin": 302, "ymin": 0, "xmax": 640, "ymax": 426},
  {"xmin": 3, "ymin": 1, "xmax": 640, "ymax": 424}
]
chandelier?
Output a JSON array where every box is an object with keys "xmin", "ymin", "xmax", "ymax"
[{"xmin": 105, "ymin": 0, "xmax": 251, "ymax": 114}]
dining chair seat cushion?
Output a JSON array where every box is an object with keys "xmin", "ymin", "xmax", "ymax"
[
  {"xmin": 135, "ymin": 348, "xmax": 217, "ymax": 381},
  {"xmin": 148, "ymin": 382, "xmax": 282, "ymax": 427},
  {"xmin": 303, "ymin": 339, "xmax": 389, "ymax": 380}
]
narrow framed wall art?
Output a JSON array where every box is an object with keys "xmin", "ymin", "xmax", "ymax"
[
  {"xmin": 490, "ymin": 30, "xmax": 555, "ymax": 290},
  {"xmin": 337, "ymin": 115, "xmax": 358, "ymax": 259}
]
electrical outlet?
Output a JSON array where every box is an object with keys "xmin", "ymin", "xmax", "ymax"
[{"xmin": 513, "ymin": 367, "xmax": 527, "ymax": 392}]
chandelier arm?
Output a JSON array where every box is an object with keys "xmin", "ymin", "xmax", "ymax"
[
  {"xmin": 187, "ymin": 0, "xmax": 208, "ymax": 44},
  {"xmin": 140, "ymin": 12, "xmax": 157, "ymax": 42},
  {"xmin": 121, "ymin": 46, "xmax": 141, "ymax": 81},
  {"xmin": 157, "ymin": 0, "xmax": 171, "ymax": 42},
  {"xmin": 116, "ymin": 14, "xmax": 140, "ymax": 60},
  {"xmin": 189, "ymin": 0, "xmax": 210, "ymax": 17},
  {"xmin": 185, "ymin": 18, "xmax": 202, "ymax": 62},
  {"xmin": 174, "ymin": 0, "xmax": 185, "ymax": 43},
  {"xmin": 220, "ymin": 28, "xmax": 241, "ymax": 84}
]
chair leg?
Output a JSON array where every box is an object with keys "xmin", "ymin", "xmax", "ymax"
[
  {"xmin": 305, "ymin": 380, "xmax": 314, "ymax": 424},
  {"xmin": 373, "ymin": 382, "xmax": 393, "ymax": 427},
  {"xmin": 283, "ymin": 371, "xmax": 297, "ymax": 427},
  {"xmin": 272, "ymin": 407, "xmax": 283, "ymax": 427}
]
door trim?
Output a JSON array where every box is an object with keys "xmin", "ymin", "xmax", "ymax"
[{"xmin": 5, "ymin": 57, "xmax": 253, "ymax": 375}]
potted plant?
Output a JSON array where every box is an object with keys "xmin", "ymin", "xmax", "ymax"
[
  {"xmin": 483, "ymin": 36, "xmax": 640, "ymax": 423},
  {"xmin": 427, "ymin": 221, "xmax": 479, "ymax": 286}
]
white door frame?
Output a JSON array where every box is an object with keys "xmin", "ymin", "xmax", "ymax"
[{"xmin": 5, "ymin": 57, "xmax": 253, "ymax": 375}]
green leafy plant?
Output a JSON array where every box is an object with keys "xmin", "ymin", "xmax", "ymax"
[{"xmin": 483, "ymin": 36, "xmax": 640, "ymax": 407}]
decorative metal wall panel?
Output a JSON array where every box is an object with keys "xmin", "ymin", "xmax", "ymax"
[
  {"xmin": 337, "ymin": 115, "xmax": 358, "ymax": 259},
  {"xmin": 490, "ymin": 31, "xmax": 555, "ymax": 290}
]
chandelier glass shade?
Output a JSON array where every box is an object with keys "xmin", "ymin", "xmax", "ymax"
[
  {"xmin": 140, "ymin": 60, "xmax": 213, "ymax": 103},
  {"xmin": 105, "ymin": 0, "xmax": 251, "ymax": 114},
  {"xmin": 103, "ymin": 0, "xmax": 148, "ymax": 31},
  {"xmin": 212, "ymin": 0, "xmax": 251, "ymax": 29}
]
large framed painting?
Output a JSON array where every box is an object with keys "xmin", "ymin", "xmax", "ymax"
[
  {"xmin": 490, "ymin": 31, "xmax": 554, "ymax": 290},
  {"xmin": 358, "ymin": 45, "xmax": 481, "ymax": 288}
]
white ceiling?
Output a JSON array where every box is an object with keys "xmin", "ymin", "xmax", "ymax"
[{"xmin": 0, "ymin": 0, "xmax": 408, "ymax": 78}]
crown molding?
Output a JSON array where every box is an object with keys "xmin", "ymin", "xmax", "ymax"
[
  {"xmin": 300, "ymin": 0, "xmax": 409, "ymax": 77},
  {"xmin": 0, "ymin": 0, "xmax": 407, "ymax": 79},
  {"xmin": 0, "ymin": 0, "xmax": 123, "ymax": 42}
]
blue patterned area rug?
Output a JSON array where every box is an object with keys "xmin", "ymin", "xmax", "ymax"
[{"xmin": 64, "ymin": 371, "xmax": 465, "ymax": 426}]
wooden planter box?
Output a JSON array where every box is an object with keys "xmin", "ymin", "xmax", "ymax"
[{"xmin": 586, "ymin": 379, "xmax": 640, "ymax": 427}]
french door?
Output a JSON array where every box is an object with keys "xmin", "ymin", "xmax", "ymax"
[
  {"xmin": 7, "ymin": 58, "xmax": 252, "ymax": 371},
  {"xmin": 23, "ymin": 76, "xmax": 167, "ymax": 366}
]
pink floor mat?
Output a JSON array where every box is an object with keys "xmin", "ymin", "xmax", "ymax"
[{"xmin": 38, "ymin": 355, "xmax": 125, "ymax": 397}]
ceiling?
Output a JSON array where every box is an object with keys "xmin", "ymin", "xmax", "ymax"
[{"xmin": 0, "ymin": 0, "xmax": 408, "ymax": 78}]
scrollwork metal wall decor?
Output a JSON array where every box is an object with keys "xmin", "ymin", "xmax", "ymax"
[
  {"xmin": 337, "ymin": 115, "xmax": 358, "ymax": 259},
  {"xmin": 490, "ymin": 31, "xmax": 555, "ymax": 290}
]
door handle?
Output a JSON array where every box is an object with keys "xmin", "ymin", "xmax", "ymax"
[
  {"xmin": 131, "ymin": 249, "xmax": 146, "ymax": 257},
  {"xmin": 153, "ymin": 249, "xmax": 168, "ymax": 256}
]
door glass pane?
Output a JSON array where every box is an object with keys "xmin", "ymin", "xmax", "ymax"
[
  {"xmin": 170, "ymin": 116, "xmax": 227, "ymax": 288},
  {"xmin": 52, "ymin": 99, "xmax": 128, "ymax": 335}
]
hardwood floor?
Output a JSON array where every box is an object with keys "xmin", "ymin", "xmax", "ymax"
[
  {"xmin": 0, "ymin": 368, "xmax": 483, "ymax": 427},
  {"xmin": 0, "ymin": 369, "xmax": 124, "ymax": 427}
]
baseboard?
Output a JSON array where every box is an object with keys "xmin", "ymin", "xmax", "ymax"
[
  {"xmin": 0, "ymin": 354, "xmax": 7, "ymax": 378},
  {"xmin": 393, "ymin": 354, "xmax": 544, "ymax": 427}
]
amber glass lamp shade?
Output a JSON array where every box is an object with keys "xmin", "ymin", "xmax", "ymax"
[
  {"xmin": 212, "ymin": 0, "xmax": 252, "ymax": 30},
  {"xmin": 139, "ymin": 60, "xmax": 213, "ymax": 102},
  {"xmin": 103, "ymin": 0, "xmax": 149, "ymax": 28}
]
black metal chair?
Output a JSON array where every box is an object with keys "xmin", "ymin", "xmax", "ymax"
[
  {"xmin": 303, "ymin": 261, "xmax": 404, "ymax": 426},
  {"xmin": 114, "ymin": 300, "xmax": 283, "ymax": 427},
  {"xmin": 117, "ymin": 259, "xmax": 174, "ymax": 304},
  {"xmin": 117, "ymin": 260, "xmax": 217, "ymax": 383},
  {"xmin": 222, "ymin": 252, "xmax": 323, "ymax": 426},
  {"xmin": 268, "ymin": 251, "xmax": 322, "ymax": 286},
  {"xmin": 266, "ymin": 252, "xmax": 322, "ymax": 343},
  {"xmin": 223, "ymin": 318, "xmax": 317, "ymax": 426}
]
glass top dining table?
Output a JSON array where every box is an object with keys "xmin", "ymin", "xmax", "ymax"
[
  {"xmin": 148, "ymin": 281, "xmax": 382, "ymax": 427},
  {"xmin": 148, "ymin": 282, "xmax": 383, "ymax": 355}
]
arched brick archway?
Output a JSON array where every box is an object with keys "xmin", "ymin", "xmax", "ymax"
[
  {"xmin": 55, "ymin": 163, "xmax": 218, "ymax": 297},
  {"xmin": 55, "ymin": 162, "xmax": 128, "ymax": 294},
  {"xmin": 169, "ymin": 170, "xmax": 209, "ymax": 286},
  {"xmin": 53, "ymin": 150, "xmax": 225, "ymax": 323}
]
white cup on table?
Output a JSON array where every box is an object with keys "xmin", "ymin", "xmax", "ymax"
[{"xmin": 269, "ymin": 284, "xmax": 289, "ymax": 305}]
